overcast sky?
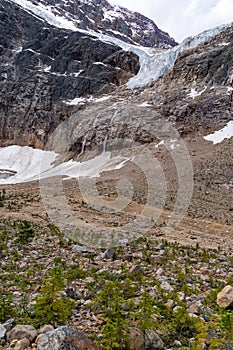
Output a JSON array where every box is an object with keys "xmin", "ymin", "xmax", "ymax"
[{"xmin": 109, "ymin": 0, "xmax": 233, "ymax": 42}]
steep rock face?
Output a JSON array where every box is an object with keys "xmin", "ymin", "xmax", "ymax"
[
  {"xmin": 0, "ymin": 0, "xmax": 232, "ymax": 150},
  {"xmin": 0, "ymin": 0, "xmax": 140, "ymax": 147},
  {"xmin": 45, "ymin": 25, "xmax": 233, "ymax": 156},
  {"xmin": 20, "ymin": 0, "xmax": 177, "ymax": 48},
  {"xmin": 151, "ymin": 25, "xmax": 233, "ymax": 134}
]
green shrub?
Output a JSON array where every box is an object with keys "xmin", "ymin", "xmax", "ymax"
[
  {"xmin": 16, "ymin": 221, "xmax": 35, "ymax": 245},
  {"xmin": 0, "ymin": 294, "xmax": 15, "ymax": 322},
  {"xmin": 34, "ymin": 267, "xmax": 75, "ymax": 326}
]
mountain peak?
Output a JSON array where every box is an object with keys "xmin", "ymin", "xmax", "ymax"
[{"xmin": 8, "ymin": 0, "xmax": 177, "ymax": 48}]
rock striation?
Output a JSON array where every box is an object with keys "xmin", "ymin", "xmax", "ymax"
[
  {"xmin": 0, "ymin": 0, "xmax": 232, "ymax": 151},
  {"xmin": 0, "ymin": 0, "xmax": 140, "ymax": 147}
]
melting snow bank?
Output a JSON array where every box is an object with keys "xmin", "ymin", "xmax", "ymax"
[
  {"xmin": 204, "ymin": 121, "xmax": 233, "ymax": 144},
  {"xmin": 127, "ymin": 22, "xmax": 233, "ymax": 89},
  {"xmin": 0, "ymin": 146, "xmax": 129, "ymax": 184}
]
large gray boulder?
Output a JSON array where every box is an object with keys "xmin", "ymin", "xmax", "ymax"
[
  {"xmin": 131, "ymin": 328, "xmax": 164, "ymax": 350},
  {"xmin": 36, "ymin": 326, "xmax": 103, "ymax": 350}
]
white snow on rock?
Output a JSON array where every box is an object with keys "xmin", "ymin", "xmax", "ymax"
[
  {"xmin": 138, "ymin": 102, "xmax": 153, "ymax": 107},
  {"xmin": 63, "ymin": 95, "xmax": 112, "ymax": 105},
  {"xmin": 7, "ymin": 0, "xmax": 232, "ymax": 90},
  {"xmin": 8, "ymin": 0, "xmax": 79, "ymax": 30},
  {"xmin": 0, "ymin": 146, "xmax": 129, "ymax": 184},
  {"xmin": 94, "ymin": 96, "xmax": 112, "ymax": 103},
  {"xmin": 64, "ymin": 97, "xmax": 87, "ymax": 105},
  {"xmin": 155, "ymin": 140, "xmax": 165, "ymax": 148},
  {"xmin": 0, "ymin": 146, "xmax": 57, "ymax": 184},
  {"xmin": 187, "ymin": 86, "xmax": 207, "ymax": 99},
  {"xmin": 218, "ymin": 42, "xmax": 230, "ymax": 46},
  {"xmin": 204, "ymin": 121, "xmax": 233, "ymax": 144}
]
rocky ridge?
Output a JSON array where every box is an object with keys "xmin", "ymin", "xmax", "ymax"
[
  {"xmin": 0, "ymin": 0, "xmax": 140, "ymax": 147},
  {"xmin": 0, "ymin": 0, "xmax": 232, "ymax": 150},
  {"xmin": 0, "ymin": 0, "xmax": 178, "ymax": 148},
  {"xmin": 42, "ymin": 25, "xmax": 233, "ymax": 158},
  {"xmin": 9, "ymin": 0, "xmax": 177, "ymax": 48}
]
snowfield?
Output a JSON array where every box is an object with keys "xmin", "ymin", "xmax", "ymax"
[
  {"xmin": 0, "ymin": 146, "xmax": 129, "ymax": 184},
  {"xmin": 204, "ymin": 121, "xmax": 233, "ymax": 144}
]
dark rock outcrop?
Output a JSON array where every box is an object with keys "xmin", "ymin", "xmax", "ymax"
[
  {"xmin": 27, "ymin": 0, "xmax": 177, "ymax": 48},
  {"xmin": 151, "ymin": 25, "xmax": 233, "ymax": 134},
  {"xmin": 0, "ymin": 0, "xmax": 140, "ymax": 147},
  {"xmin": 0, "ymin": 0, "xmax": 232, "ymax": 151}
]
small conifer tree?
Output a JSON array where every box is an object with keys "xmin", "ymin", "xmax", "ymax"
[{"xmin": 34, "ymin": 266, "xmax": 75, "ymax": 326}]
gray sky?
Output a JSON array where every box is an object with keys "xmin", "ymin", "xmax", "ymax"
[{"xmin": 109, "ymin": 0, "xmax": 233, "ymax": 42}]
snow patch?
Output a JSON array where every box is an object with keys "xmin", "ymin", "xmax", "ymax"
[
  {"xmin": 204, "ymin": 121, "xmax": 233, "ymax": 144},
  {"xmin": 155, "ymin": 140, "xmax": 165, "ymax": 148},
  {"xmin": 13, "ymin": 46, "xmax": 23, "ymax": 53},
  {"xmin": 63, "ymin": 95, "xmax": 112, "ymax": 105},
  {"xmin": 64, "ymin": 97, "xmax": 87, "ymax": 105},
  {"xmin": 43, "ymin": 65, "xmax": 51, "ymax": 72},
  {"xmin": 0, "ymin": 146, "xmax": 57, "ymax": 184},
  {"xmin": 0, "ymin": 145, "xmax": 130, "ymax": 184},
  {"xmin": 94, "ymin": 96, "xmax": 112, "ymax": 103},
  {"xmin": 187, "ymin": 86, "xmax": 207, "ymax": 99},
  {"xmin": 138, "ymin": 102, "xmax": 153, "ymax": 107},
  {"xmin": 9, "ymin": 0, "xmax": 78, "ymax": 30},
  {"xmin": 218, "ymin": 42, "xmax": 230, "ymax": 46}
]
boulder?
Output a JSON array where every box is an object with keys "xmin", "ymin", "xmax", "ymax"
[
  {"xmin": 72, "ymin": 245, "xmax": 90, "ymax": 253},
  {"xmin": 39, "ymin": 324, "xmax": 54, "ymax": 334},
  {"xmin": 160, "ymin": 281, "xmax": 174, "ymax": 292},
  {"xmin": 101, "ymin": 248, "xmax": 115, "ymax": 260},
  {"xmin": 217, "ymin": 285, "xmax": 233, "ymax": 308},
  {"xmin": 131, "ymin": 328, "xmax": 164, "ymax": 350},
  {"xmin": 7, "ymin": 325, "xmax": 38, "ymax": 343},
  {"xmin": 2, "ymin": 318, "xmax": 15, "ymax": 332},
  {"xmin": 36, "ymin": 326, "xmax": 103, "ymax": 350},
  {"xmin": 14, "ymin": 338, "xmax": 30, "ymax": 350},
  {"xmin": 0, "ymin": 324, "xmax": 6, "ymax": 339}
]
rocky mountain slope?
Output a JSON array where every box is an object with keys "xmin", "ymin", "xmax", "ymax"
[
  {"xmin": 0, "ymin": 0, "xmax": 232, "ymax": 150},
  {"xmin": 23, "ymin": 0, "xmax": 177, "ymax": 47},
  {"xmin": 40, "ymin": 24, "xmax": 233, "ymax": 159},
  {"xmin": 0, "ymin": 0, "xmax": 177, "ymax": 148},
  {"xmin": 0, "ymin": 1, "xmax": 233, "ymax": 349}
]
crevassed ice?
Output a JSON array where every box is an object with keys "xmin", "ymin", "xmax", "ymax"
[{"xmin": 126, "ymin": 22, "xmax": 233, "ymax": 89}]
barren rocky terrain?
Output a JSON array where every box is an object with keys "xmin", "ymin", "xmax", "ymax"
[{"xmin": 0, "ymin": 0, "xmax": 232, "ymax": 349}]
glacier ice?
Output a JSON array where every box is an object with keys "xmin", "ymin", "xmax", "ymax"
[
  {"xmin": 7, "ymin": 0, "xmax": 233, "ymax": 89},
  {"xmin": 126, "ymin": 22, "xmax": 233, "ymax": 89}
]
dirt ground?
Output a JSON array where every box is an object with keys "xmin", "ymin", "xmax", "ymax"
[{"xmin": 0, "ymin": 135, "xmax": 232, "ymax": 251}]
